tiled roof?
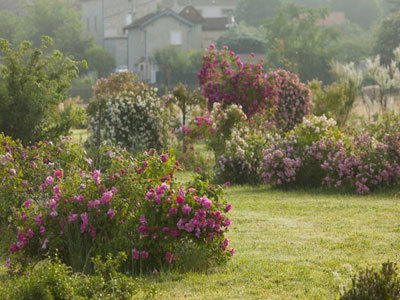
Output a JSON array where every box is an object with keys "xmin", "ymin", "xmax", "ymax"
[
  {"xmin": 202, "ymin": 17, "xmax": 229, "ymax": 31},
  {"xmin": 179, "ymin": 6, "xmax": 204, "ymax": 24}
]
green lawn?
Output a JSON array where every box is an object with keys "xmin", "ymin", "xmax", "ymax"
[{"xmin": 137, "ymin": 185, "xmax": 400, "ymax": 299}]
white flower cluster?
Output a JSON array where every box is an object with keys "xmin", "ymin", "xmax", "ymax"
[{"xmin": 91, "ymin": 88, "xmax": 168, "ymax": 153}]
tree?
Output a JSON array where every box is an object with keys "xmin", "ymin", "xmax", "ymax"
[
  {"xmin": 330, "ymin": 0, "xmax": 382, "ymax": 30},
  {"xmin": 235, "ymin": 0, "xmax": 282, "ymax": 27},
  {"xmin": 15, "ymin": 0, "xmax": 93, "ymax": 61},
  {"xmin": 84, "ymin": 46, "xmax": 116, "ymax": 78},
  {"xmin": 0, "ymin": 12, "xmax": 20, "ymax": 43},
  {"xmin": 216, "ymin": 23, "xmax": 266, "ymax": 54},
  {"xmin": 0, "ymin": 37, "xmax": 85, "ymax": 144},
  {"xmin": 373, "ymin": 11, "xmax": 400, "ymax": 65},
  {"xmin": 263, "ymin": 4, "xmax": 340, "ymax": 83}
]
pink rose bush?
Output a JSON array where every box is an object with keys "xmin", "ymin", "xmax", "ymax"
[
  {"xmin": 267, "ymin": 70, "xmax": 313, "ymax": 132},
  {"xmin": 3, "ymin": 136, "xmax": 234, "ymax": 274},
  {"xmin": 261, "ymin": 115, "xmax": 400, "ymax": 194},
  {"xmin": 198, "ymin": 45, "xmax": 277, "ymax": 117}
]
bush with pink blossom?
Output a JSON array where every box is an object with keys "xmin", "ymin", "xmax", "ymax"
[
  {"xmin": 198, "ymin": 45, "xmax": 277, "ymax": 117},
  {"xmin": 267, "ymin": 69, "xmax": 313, "ymax": 132},
  {"xmin": 4, "ymin": 138, "xmax": 234, "ymax": 274}
]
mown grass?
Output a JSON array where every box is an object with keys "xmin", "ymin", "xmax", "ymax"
[{"xmin": 136, "ymin": 183, "xmax": 400, "ymax": 299}]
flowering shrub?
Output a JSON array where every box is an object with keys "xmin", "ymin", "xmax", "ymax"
[
  {"xmin": 215, "ymin": 130, "xmax": 268, "ymax": 185},
  {"xmin": 93, "ymin": 72, "xmax": 146, "ymax": 99},
  {"xmin": 5, "ymin": 139, "xmax": 234, "ymax": 274},
  {"xmin": 198, "ymin": 45, "xmax": 276, "ymax": 117},
  {"xmin": 261, "ymin": 115, "xmax": 345, "ymax": 187},
  {"xmin": 0, "ymin": 134, "xmax": 88, "ymax": 222},
  {"xmin": 267, "ymin": 70, "xmax": 312, "ymax": 131},
  {"xmin": 88, "ymin": 87, "xmax": 169, "ymax": 154},
  {"xmin": 261, "ymin": 114, "xmax": 400, "ymax": 194}
]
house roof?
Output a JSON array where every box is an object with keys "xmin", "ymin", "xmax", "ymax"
[
  {"xmin": 179, "ymin": 6, "xmax": 204, "ymax": 24},
  {"xmin": 124, "ymin": 8, "xmax": 194, "ymax": 30},
  {"xmin": 202, "ymin": 17, "xmax": 229, "ymax": 31}
]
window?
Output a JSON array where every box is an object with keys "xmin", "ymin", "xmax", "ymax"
[
  {"xmin": 139, "ymin": 63, "xmax": 145, "ymax": 72},
  {"xmin": 170, "ymin": 30, "xmax": 182, "ymax": 45}
]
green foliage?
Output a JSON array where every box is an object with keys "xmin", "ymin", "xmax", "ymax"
[
  {"xmin": 84, "ymin": 46, "xmax": 116, "ymax": 78},
  {"xmin": 216, "ymin": 23, "xmax": 266, "ymax": 54},
  {"xmin": 309, "ymin": 79, "xmax": 357, "ymax": 127},
  {"xmin": 373, "ymin": 10, "xmax": 400, "ymax": 65},
  {"xmin": 263, "ymin": 3, "xmax": 340, "ymax": 83},
  {"xmin": 235, "ymin": 0, "xmax": 282, "ymax": 27},
  {"xmin": 0, "ymin": 12, "xmax": 20, "ymax": 42},
  {"xmin": 0, "ymin": 256, "xmax": 140, "ymax": 300},
  {"xmin": 0, "ymin": 37, "xmax": 84, "ymax": 144},
  {"xmin": 68, "ymin": 76, "xmax": 95, "ymax": 103},
  {"xmin": 340, "ymin": 261, "xmax": 400, "ymax": 300},
  {"xmin": 330, "ymin": 0, "xmax": 382, "ymax": 30},
  {"xmin": 15, "ymin": 0, "xmax": 92, "ymax": 61}
]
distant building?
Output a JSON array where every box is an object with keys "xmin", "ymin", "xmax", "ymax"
[{"xmin": 80, "ymin": 0, "xmax": 238, "ymax": 74}]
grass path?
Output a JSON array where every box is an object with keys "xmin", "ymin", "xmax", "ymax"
[{"xmin": 142, "ymin": 185, "xmax": 400, "ymax": 299}]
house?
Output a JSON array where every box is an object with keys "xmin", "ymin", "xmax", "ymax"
[
  {"xmin": 124, "ymin": 8, "xmax": 202, "ymax": 83},
  {"xmin": 80, "ymin": 0, "xmax": 164, "ymax": 67}
]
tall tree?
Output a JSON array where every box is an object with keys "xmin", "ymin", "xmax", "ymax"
[
  {"xmin": 235, "ymin": 0, "xmax": 282, "ymax": 27},
  {"xmin": 264, "ymin": 4, "xmax": 340, "ymax": 82},
  {"xmin": 330, "ymin": 0, "xmax": 382, "ymax": 30},
  {"xmin": 373, "ymin": 10, "xmax": 400, "ymax": 65}
]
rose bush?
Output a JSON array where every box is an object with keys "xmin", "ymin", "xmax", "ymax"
[{"xmin": 4, "ymin": 137, "xmax": 234, "ymax": 274}]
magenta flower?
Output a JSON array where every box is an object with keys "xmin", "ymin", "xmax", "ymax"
[
  {"xmin": 169, "ymin": 207, "xmax": 178, "ymax": 215},
  {"xmin": 161, "ymin": 154, "xmax": 167, "ymax": 162},
  {"xmin": 225, "ymin": 204, "xmax": 232, "ymax": 212},
  {"xmin": 45, "ymin": 176, "xmax": 54, "ymax": 185},
  {"xmin": 54, "ymin": 169, "xmax": 63, "ymax": 178},
  {"xmin": 176, "ymin": 195, "xmax": 185, "ymax": 205},
  {"xmin": 23, "ymin": 200, "xmax": 31, "ymax": 208},
  {"xmin": 68, "ymin": 213, "xmax": 78, "ymax": 223},
  {"xmin": 223, "ymin": 218, "xmax": 232, "ymax": 227},
  {"xmin": 39, "ymin": 226, "xmax": 45, "ymax": 235},
  {"xmin": 41, "ymin": 238, "xmax": 48, "ymax": 250},
  {"xmin": 101, "ymin": 191, "xmax": 113, "ymax": 204},
  {"xmin": 9, "ymin": 244, "xmax": 19, "ymax": 253},
  {"xmin": 222, "ymin": 237, "xmax": 229, "ymax": 250},
  {"xmin": 91, "ymin": 170, "xmax": 101, "ymax": 185},
  {"xmin": 201, "ymin": 196, "xmax": 212, "ymax": 210},
  {"xmin": 53, "ymin": 185, "xmax": 61, "ymax": 197},
  {"xmin": 35, "ymin": 214, "xmax": 42, "ymax": 226},
  {"xmin": 132, "ymin": 248, "xmax": 140, "ymax": 260},
  {"xmin": 22, "ymin": 213, "xmax": 28, "ymax": 221},
  {"xmin": 182, "ymin": 204, "xmax": 191, "ymax": 215},
  {"xmin": 139, "ymin": 214, "xmax": 147, "ymax": 225},
  {"xmin": 166, "ymin": 251, "xmax": 174, "ymax": 263},
  {"xmin": 8, "ymin": 169, "xmax": 16, "ymax": 176},
  {"xmin": 141, "ymin": 251, "xmax": 149, "ymax": 259},
  {"xmin": 49, "ymin": 199, "xmax": 57, "ymax": 210},
  {"xmin": 107, "ymin": 209, "xmax": 115, "ymax": 219},
  {"xmin": 26, "ymin": 229, "xmax": 34, "ymax": 238}
]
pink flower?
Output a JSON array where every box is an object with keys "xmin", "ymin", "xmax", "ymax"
[
  {"xmin": 8, "ymin": 169, "xmax": 16, "ymax": 176},
  {"xmin": 169, "ymin": 207, "xmax": 177, "ymax": 215},
  {"xmin": 45, "ymin": 176, "xmax": 54, "ymax": 185},
  {"xmin": 53, "ymin": 185, "xmax": 61, "ymax": 197},
  {"xmin": 161, "ymin": 154, "xmax": 168, "ymax": 163},
  {"xmin": 68, "ymin": 213, "xmax": 78, "ymax": 223},
  {"xmin": 39, "ymin": 226, "xmax": 45, "ymax": 235},
  {"xmin": 91, "ymin": 170, "xmax": 101, "ymax": 185},
  {"xmin": 107, "ymin": 209, "xmax": 115, "ymax": 219},
  {"xmin": 88, "ymin": 226, "xmax": 96, "ymax": 238},
  {"xmin": 176, "ymin": 195, "xmax": 185, "ymax": 205},
  {"xmin": 223, "ymin": 218, "xmax": 232, "ymax": 227},
  {"xmin": 143, "ymin": 161, "xmax": 148, "ymax": 169},
  {"xmin": 23, "ymin": 200, "xmax": 31, "ymax": 208},
  {"xmin": 138, "ymin": 225, "xmax": 148, "ymax": 236},
  {"xmin": 22, "ymin": 213, "xmax": 28, "ymax": 221},
  {"xmin": 54, "ymin": 169, "xmax": 63, "ymax": 178},
  {"xmin": 139, "ymin": 214, "xmax": 147, "ymax": 225},
  {"xmin": 166, "ymin": 251, "xmax": 174, "ymax": 263},
  {"xmin": 225, "ymin": 204, "xmax": 232, "ymax": 212},
  {"xmin": 182, "ymin": 204, "xmax": 191, "ymax": 215},
  {"xmin": 101, "ymin": 191, "xmax": 113, "ymax": 204},
  {"xmin": 222, "ymin": 237, "xmax": 229, "ymax": 250},
  {"xmin": 224, "ymin": 181, "xmax": 231, "ymax": 187},
  {"xmin": 49, "ymin": 199, "xmax": 57, "ymax": 210},
  {"xmin": 229, "ymin": 248, "xmax": 236, "ymax": 256},
  {"xmin": 132, "ymin": 248, "xmax": 140, "ymax": 260},
  {"xmin": 141, "ymin": 251, "xmax": 149, "ymax": 259},
  {"xmin": 35, "ymin": 214, "xmax": 42, "ymax": 226},
  {"xmin": 201, "ymin": 196, "xmax": 212, "ymax": 210},
  {"xmin": 41, "ymin": 238, "xmax": 48, "ymax": 250},
  {"xmin": 9, "ymin": 244, "xmax": 19, "ymax": 253}
]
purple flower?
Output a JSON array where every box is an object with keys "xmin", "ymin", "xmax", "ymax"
[
  {"xmin": 68, "ymin": 213, "xmax": 78, "ymax": 223},
  {"xmin": 9, "ymin": 244, "xmax": 19, "ymax": 253},
  {"xmin": 101, "ymin": 191, "xmax": 113, "ymax": 204},
  {"xmin": 161, "ymin": 154, "xmax": 168, "ymax": 163},
  {"xmin": 91, "ymin": 170, "xmax": 101, "ymax": 185},
  {"xmin": 49, "ymin": 199, "xmax": 57, "ymax": 210},
  {"xmin": 39, "ymin": 226, "xmax": 45, "ymax": 235},
  {"xmin": 26, "ymin": 229, "xmax": 34, "ymax": 238},
  {"xmin": 35, "ymin": 214, "xmax": 42, "ymax": 226},
  {"xmin": 169, "ymin": 207, "xmax": 178, "ymax": 215},
  {"xmin": 8, "ymin": 169, "xmax": 16, "ymax": 176},
  {"xmin": 139, "ymin": 214, "xmax": 147, "ymax": 225},
  {"xmin": 54, "ymin": 169, "xmax": 63, "ymax": 178},
  {"xmin": 223, "ymin": 218, "xmax": 232, "ymax": 227},
  {"xmin": 41, "ymin": 238, "xmax": 48, "ymax": 250}
]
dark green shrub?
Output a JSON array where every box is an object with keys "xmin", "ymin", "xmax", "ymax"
[{"xmin": 341, "ymin": 261, "xmax": 400, "ymax": 300}]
